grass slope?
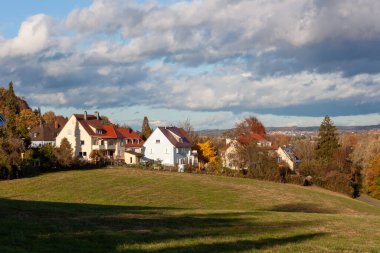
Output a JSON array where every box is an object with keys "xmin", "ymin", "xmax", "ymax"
[{"xmin": 0, "ymin": 168, "xmax": 379, "ymax": 253}]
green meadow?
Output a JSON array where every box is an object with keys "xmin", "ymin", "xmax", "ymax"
[{"xmin": 0, "ymin": 168, "xmax": 379, "ymax": 252}]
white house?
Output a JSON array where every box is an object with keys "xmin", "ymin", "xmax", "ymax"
[
  {"xmin": 55, "ymin": 112, "xmax": 126, "ymax": 160},
  {"xmin": 276, "ymin": 146, "xmax": 301, "ymax": 172},
  {"xmin": 143, "ymin": 127, "xmax": 197, "ymax": 167}
]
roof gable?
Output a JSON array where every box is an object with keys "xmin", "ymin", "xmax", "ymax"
[{"xmin": 157, "ymin": 127, "xmax": 192, "ymax": 148}]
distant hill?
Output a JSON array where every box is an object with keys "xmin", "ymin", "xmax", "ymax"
[{"xmin": 197, "ymin": 124, "xmax": 380, "ymax": 137}]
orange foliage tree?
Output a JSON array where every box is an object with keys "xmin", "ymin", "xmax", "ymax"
[
  {"xmin": 232, "ymin": 116, "xmax": 266, "ymax": 145},
  {"xmin": 364, "ymin": 154, "xmax": 380, "ymax": 199}
]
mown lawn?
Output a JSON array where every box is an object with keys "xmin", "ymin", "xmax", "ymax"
[{"xmin": 0, "ymin": 168, "xmax": 379, "ymax": 252}]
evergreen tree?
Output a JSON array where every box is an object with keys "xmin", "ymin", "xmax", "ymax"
[
  {"xmin": 140, "ymin": 116, "xmax": 152, "ymax": 141},
  {"xmin": 314, "ymin": 115, "xmax": 340, "ymax": 160},
  {"xmin": 5, "ymin": 82, "xmax": 18, "ymax": 136}
]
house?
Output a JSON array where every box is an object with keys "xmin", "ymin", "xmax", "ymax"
[
  {"xmin": 118, "ymin": 127, "xmax": 144, "ymax": 164},
  {"xmin": 55, "ymin": 112, "xmax": 126, "ymax": 160},
  {"xmin": 125, "ymin": 150, "xmax": 143, "ymax": 165},
  {"xmin": 276, "ymin": 146, "xmax": 301, "ymax": 172},
  {"xmin": 143, "ymin": 126, "xmax": 197, "ymax": 167},
  {"xmin": 30, "ymin": 118, "xmax": 68, "ymax": 148},
  {"xmin": 222, "ymin": 135, "xmax": 278, "ymax": 170},
  {"xmin": 118, "ymin": 127, "xmax": 144, "ymax": 153}
]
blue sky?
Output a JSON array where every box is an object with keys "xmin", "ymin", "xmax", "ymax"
[{"xmin": 1, "ymin": 0, "xmax": 380, "ymax": 130}]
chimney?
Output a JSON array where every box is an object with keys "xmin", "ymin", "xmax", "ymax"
[
  {"xmin": 84, "ymin": 111, "xmax": 87, "ymax": 120},
  {"xmin": 96, "ymin": 111, "xmax": 100, "ymax": 120},
  {"xmin": 54, "ymin": 120, "xmax": 59, "ymax": 129}
]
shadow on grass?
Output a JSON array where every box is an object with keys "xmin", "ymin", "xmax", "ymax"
[
  {"xmin": 0, "ymin": 198, "xmax": 327, "ymax": 253},
  {"xmin": 267, "ymin": 202, "xmax": 338, "ymax": 214}
]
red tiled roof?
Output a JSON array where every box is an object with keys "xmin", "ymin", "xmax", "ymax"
[
  {"xmin": 74, "ymin": 114, "xmax": 123, "ymax": 139},
  {"xmin": 251, "ymin": 133, "xmax": 267, "ymax": 142},
  {"xmin": 118, "ymin": 127, "xmax": 144, "ymax": 147},
  {"xmin": 158, "ymin": 127, "xmax": 192, "ymax": 148}
]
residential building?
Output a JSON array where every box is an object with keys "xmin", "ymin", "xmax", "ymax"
[
  {"xmin": 276, "ymin": 146, "xmax": 301, "ymax": 172},
  {"xmin": 143, "ymin": 126, "xmax": 197, "ymax": 167},
  {"xmin": 30, "ymin": 118, "xmax": 68, "ymax": 148},
  {"xmin": 222, "ymin": 135, "xmax": 278, "ymax": 170},
  {"xmin": 55, "ymin": 112, "xmax": 125, "ymax": 160}
]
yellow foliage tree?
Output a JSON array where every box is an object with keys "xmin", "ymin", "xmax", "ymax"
[
  {"xmin": 364, "ymin": 154, "xmax": 380, "ymax": 199},
  {"xmin": 197, "ymin": 141, "xmax": 218, "ymax": 164}
]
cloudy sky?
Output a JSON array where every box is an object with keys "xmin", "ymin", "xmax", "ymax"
[{"xmin": 1, "ymin": 0, "xmax": 380, "ymax": 130}]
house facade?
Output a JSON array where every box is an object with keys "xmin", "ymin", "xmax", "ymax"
[
  {"xmin": 30, "ymin": 117, "xmax": 68, "ymax": 148},
  {"xmin": 143, "ymin": 127, "xmax": 197, "ymax": 167},
  {"xmin": 55, "ymin": 112, "xmax": 126, "ymax": 160},
  {"xmin": 276, "ymin": 146, "xmax": 301, "ymax": 172}
]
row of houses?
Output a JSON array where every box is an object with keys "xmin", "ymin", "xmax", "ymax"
[
  {"xmin": 30, "ymin": 112, "xmax": 197, "ymax": 168},
  {"xmin": 29, "ymin": 111, "xmax": 299, "ymax": 171}
]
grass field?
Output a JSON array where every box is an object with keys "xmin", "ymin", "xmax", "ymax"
[{"xmin": 0, "ymin": 167, "xmax": 380, "ymax": 253}]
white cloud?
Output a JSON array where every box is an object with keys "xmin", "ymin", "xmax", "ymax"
[{"xmin": 0, "ymin": 14, "xmax": 54, "ymax": 57}]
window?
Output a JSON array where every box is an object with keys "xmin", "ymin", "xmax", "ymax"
[
  {"xmin": 130, "ymin": 157, "xmax": 133, "ymax": 163},
  {"xmin": 156, "ymin": 139, "xmax": 160, "ymax": 144},
  {"xmin": 80, "ymin": 140, "xmax": 85, "ymax": 145},
  {"xmin": 165, "ymin": 148, "xmax": 168, "ymax": 154},
  {"xmin": 83, "ymin": 152, "xmax": 87, "ymax": 156},
  {"xmin": 150, "ymin": 148, "xmax": 153, "ymax": 154},
  {"xmin": 79, "ymin": 152, "xmax": 82, "ymax": 157}
]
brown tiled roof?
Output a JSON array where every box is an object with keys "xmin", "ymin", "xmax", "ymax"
[
  {"xmin": 30, "ymin": 124, "xmax": 59, "ymax": 142},
  {"xmin": 74, "ymin": 114, "xmax": 123, "ymax": 139},
  {"xmin": 158, "ymin": 127, "xmax": 192, "ymax": 148}
]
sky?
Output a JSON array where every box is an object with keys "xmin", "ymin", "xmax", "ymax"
[{"xmin": 1, "ymin": 0, "xmax": 380, "ymax": 130}]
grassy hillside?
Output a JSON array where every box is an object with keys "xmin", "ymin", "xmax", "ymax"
[{"xmin": 0, "ymin": 168, "xmax": 379, "ymax": 252}]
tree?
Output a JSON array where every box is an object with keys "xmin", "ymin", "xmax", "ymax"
[
  {"xmin": 197, "ymin": 140, "xmax": 218, "ymax": 164},
  {"xmin": 314, "ymin": 116, "xmax": 339, "ymax": 160},
  {"xmin": 231, "ymin": 116, "xmax": 267, "ymax": 145},
  {"xmin": 5, "ymin": 82, "xmax": 18, "ymax": 136},
  {"xmin": 363, "ymin": 155, "xmax": 380, "ymax": 199},
  {"xmin": 179, "ymin": 118, "xmax": 199, "ymax": 147},
  {"xmin": 55, "ymin": 138, "xmax": 73, "ymax": 168},
  {"xmin": 16, "ymin": 109, "xmax": 40, "ymax": 138},
  {"xmin": 42, "ymin": 111, "xmax": 56, "ymax": 124},
  {"xmin": 141, "ymin": 116, "xmax": 152, "ymax": 141}
]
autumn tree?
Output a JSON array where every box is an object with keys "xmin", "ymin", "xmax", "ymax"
[
  {"xmin": 231, "ymin": 116, "xmax": 267, "ymax": 145},
  {"xmin": 363, "ymin": 154, "xmax": 380, "ymax": 199},
  {"xmin": 16, "ymin": 109, "xmax": 40, "ymax": 138},
  {"xmin": 42, "ymin": 111, "xmax": 56, "ymax": 124},
  {"xmin": 141, "ymin": 116, "xmax": 153, "ymax": 141},
  {"xmin": 269, "ymin": 133, "xmax": 290, "ymax": 147},
  {"xmin": 197, "ymin": 140, "xmax": 218, "ymax": 164},
  {"xmin": 314, "ymin": 116, "xmax": 339, "ymax": 160}
]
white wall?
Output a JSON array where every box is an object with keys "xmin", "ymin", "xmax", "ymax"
[
  {"xmin": 143, "ymin": 128, "xmax": 175, "ymax": 165},
  {"xmin": 55, "ymin": 115, "xmax": 92, "ymax": 159}
]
